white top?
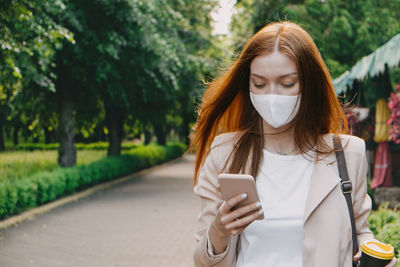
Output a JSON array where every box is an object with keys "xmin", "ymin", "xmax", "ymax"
[{"xmin": 236, "ymin": 149, "xmax": 315, "ymax": 267}]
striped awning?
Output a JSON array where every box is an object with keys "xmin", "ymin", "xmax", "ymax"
[{"xmin": 333, "ymin": 32, "xmax": 400, "ymax": 94}]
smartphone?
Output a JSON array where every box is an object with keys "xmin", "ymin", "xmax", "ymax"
[{"xmin": 217, "ymin": 173, "xmax": 264, "ymax": 220}]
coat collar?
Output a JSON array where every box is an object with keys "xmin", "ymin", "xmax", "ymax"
[{"xmin": 303, "ymin": 134, "xmax": 342, "ymax": 223}]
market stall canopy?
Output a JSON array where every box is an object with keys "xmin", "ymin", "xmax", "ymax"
[{"xmin": 333, "ymin": 32, "xmax": 400, "ymax": 94}]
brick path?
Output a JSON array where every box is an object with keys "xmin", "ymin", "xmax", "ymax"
[{"xmin": 0, "ymin": 154, "xmax": 198, "ymax": 267}]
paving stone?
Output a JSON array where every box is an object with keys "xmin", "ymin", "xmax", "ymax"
[{"xmin": 0, "ymin": 154, "xmax": 199, "ymax": 267}]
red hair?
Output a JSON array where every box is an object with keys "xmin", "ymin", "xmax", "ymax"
[{"xmin": 190, "ymin": 21, "xmax": 348, "ymax": 186}]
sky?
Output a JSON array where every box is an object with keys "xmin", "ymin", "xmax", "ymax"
[{"xmin": 210, "ymin": 0, "xmax": 236, "ymax": 35}]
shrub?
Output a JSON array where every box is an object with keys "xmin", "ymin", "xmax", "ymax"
[
  {"xmin": 1, "ymin": 150, "xmax": 106, "ymax": 182},
  {"xmin": 0, "ymin": 183, "xmax": 7, "ymax": 218},
  {"xmin": 0, "ymin": 143, "xmax": 186, "ymax": 220},
  {"xmin": 368, "ymin": 204, "xmax": 400, "ymax": 264},
  {"xmin": 14, "ymin": 142, "xmax": 138, "ymax": 151}
]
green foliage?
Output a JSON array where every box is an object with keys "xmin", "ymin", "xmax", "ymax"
[
  {"xmin": 0, "ymin": 0, "xmax": 73, "ymax": 151},
  {"xmin": 0, "ymin": 150, "xmax": 106, "ymax": 181},
  {"xmin": 0, "ymin": 0, "xmax": 73, "ymax": 90},
  {"xmin": 231, "ymin": 0, "xmax": 400, "ymax": 78},
  {"xmin": 1, "ymin": 0, "xmax": 221, "ymax": 156},
  {"xmin": 0, "ymin": 143, "xmax": 186, "ymax": 219},
  {"xmin": 368, "ymin": 205, "xmax": 400, "ymax": 261},
  {"xmin": 13, "ymin": 143, "xmax": 59, "ymax": 151},
  {"xmin": 14, "ymin": 142, "xmax": 138, "ymax": 151}
]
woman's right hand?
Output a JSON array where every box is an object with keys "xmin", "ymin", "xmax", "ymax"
[{"xmin": 212, "ymin": 193, "xmax": 264, "ymax": 237}]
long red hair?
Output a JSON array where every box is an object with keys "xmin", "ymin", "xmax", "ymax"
[{"xmin": 190, "ymin": 21, "xmax": 348, "ymax": 186}]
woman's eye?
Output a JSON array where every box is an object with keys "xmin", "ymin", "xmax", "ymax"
[
  {"xmin": 253, "ymin": 84, "xmax": 265, "ymax": 88},
  {"xmin": 282, "ymin": 83, "xmax": 295, "ymax": 88}
]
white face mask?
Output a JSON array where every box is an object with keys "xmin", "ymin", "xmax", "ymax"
[{"xmin": 249, "ymin": 92, "xmax": 301, "ymax": 128}]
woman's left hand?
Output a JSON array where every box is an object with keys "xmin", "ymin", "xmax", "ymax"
[
  {"xmin": 352, "ymin": 251, "xmax": 361, "ymax": 262},
  {"xmin": 353, "ymin": 251, "xmax": 398, "ymax": 267}
]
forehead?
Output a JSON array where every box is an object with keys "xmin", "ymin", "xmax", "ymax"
[{"xmin": 250, "ymin": 52, "xmax": 297, "ymax": 78}]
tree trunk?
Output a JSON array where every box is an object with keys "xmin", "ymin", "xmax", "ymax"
[
  {"xmin": 91, "ymin": 125, "xmax": 101, "ymax": 142},
  {"xmin": 33, "ymin": 135, "xmax": 39, "ymax": 143},
  {"xmin": 105, "ymin": 105, "xmax": 124, "ymax": 156},
  {"xmin": 44, "ymin": 127, "xmax": 52, "ymax": 144},
  {"xmin": 53, "ymin": 129, "xmax": 58, "ymax": 144},
  {"xmin": 0, "ymin": 120, "xmax": 5, "ymax": 151},
  {"xmin": 144, "ymin": 128, "xmax": 152, "ymax": 145},
  {"xmin": 58, "ymin": 88, "xmax": 76, "ymax": 167},
  {"xmin": 178, "ymin": 94, "xmax": 193, "ymax": 146},
  {"xmin": 23, "ymin": 130, "xmax": 29, "ymax": 142},
  {"xmin": 154, "ymin": 122, "xmax": 166, "ymax": 146},
  {"xmin": 13, "ymin": 124, "xmax": 19, "ymax": 145},
  {"xmin": 181, "ymin": 111, "xmax": 191, "ymax": 146},
  {"xmin": 5, "ymin": 125, "xmax": 10, "ymax": 138}
]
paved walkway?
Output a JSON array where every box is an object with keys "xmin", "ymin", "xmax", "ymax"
[{"xmin": 0, "ymin": 154, "xmax": 199, "ymax": 267}]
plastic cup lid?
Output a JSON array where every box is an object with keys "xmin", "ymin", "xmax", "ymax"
[{"xmin": 361, "ymin": 240, "xmax": 394, "ymax": 260}]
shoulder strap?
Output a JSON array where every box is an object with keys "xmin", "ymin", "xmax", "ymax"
[{"xmin": 332, "ymin": 135, "xmax": 359, "ymax": 256}]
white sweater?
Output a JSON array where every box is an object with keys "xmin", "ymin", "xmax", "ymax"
[{"xmin": 236, "ymin": 148, "xmax": 315, "ymax": 267}]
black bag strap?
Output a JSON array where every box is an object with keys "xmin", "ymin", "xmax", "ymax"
[{"xmin": 333, "ymin": 135, "xmax": 359, "ymax": 257}]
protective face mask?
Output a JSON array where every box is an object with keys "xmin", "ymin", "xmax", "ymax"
[{"xmin": 249, "ymin": 92, "xmax": 301, "ymax": 128}]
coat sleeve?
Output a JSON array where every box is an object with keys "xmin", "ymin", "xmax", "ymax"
[
  {"xmin": 352, "ymin": 139, "xmax": 375, "ymax": 247},
  {"xmin": 193, "ymin": 138, "xmax": 239, "ymax": 267}
]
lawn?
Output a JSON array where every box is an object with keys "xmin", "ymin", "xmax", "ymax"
[{"xmin": 0, "ymin": 150, "xmax": 107, "ymax": 181}]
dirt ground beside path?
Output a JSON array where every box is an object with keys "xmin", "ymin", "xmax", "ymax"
[{"xmin": 0, "ymin": 154, "xmax": 199, "ymax": 267}]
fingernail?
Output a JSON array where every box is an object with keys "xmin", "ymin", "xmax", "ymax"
[
  {"xmin": 255, "ymin": 202, "xmax": 262, "ymax": 208},
  {"xmin": 241, "ymin": 193, "xmax": 247, "ymax": 199},
  {"xmin": 258, "ymin": 210, "xmax": 264, "ymax": 215},
  {"xmin": 231, "ymin": 230, "xmax": 237, "ymax": 235}
]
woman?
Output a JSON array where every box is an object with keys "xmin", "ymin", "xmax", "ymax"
[{"xmin": 190, "ymin": 21, "xmax": 397, "ymax": 267}]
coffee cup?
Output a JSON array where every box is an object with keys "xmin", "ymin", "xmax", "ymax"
[{"xmin": 359, "ymin": 240, "xmax": 394, "ymax": 267}]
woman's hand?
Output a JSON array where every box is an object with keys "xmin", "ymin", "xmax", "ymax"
[
  {"xmin": 352, "ymin": 251, "xmax": 361, "ymax": 262},
  {"xmin": 353, "ymin": 251, "xmax": 398, "ymax": 267},
  {"xmin": 207, "ymin": 193, "xmax": 264, "ymax": 255},
  {"xmin": 212, "ymin": 193, "xmax": 264, "ymax": 237}
]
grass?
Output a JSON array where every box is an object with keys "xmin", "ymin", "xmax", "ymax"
[
  {"xmin": 0, "ymin": 142, "xmax": 187, "ymax": 218},
  {"xmin": 0, "ymin": 150, "xmax": 107, "ymax": 181}
]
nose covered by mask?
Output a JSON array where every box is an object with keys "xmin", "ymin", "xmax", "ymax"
[{"xmin": 249, "ymin": 92, "xmax": 301, "ymax": 128}]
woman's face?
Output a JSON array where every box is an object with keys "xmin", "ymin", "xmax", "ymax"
[{"xmin": 249, "ymin": 51, "xmax": 300, "ymax": 96}]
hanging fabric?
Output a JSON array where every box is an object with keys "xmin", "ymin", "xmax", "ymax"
[{"xmin": 371, "ymin": 142, "xmax": 393, "ymax": 188}]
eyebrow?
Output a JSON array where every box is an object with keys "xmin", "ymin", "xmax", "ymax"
[{"xmin": 250, "ymin": 72, "xmax": 298, "ymax": 79}]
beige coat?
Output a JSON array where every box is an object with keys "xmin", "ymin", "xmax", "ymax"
[{"xmin": 193, "ymin": 132, "xmax": 374, "ymax": 267}]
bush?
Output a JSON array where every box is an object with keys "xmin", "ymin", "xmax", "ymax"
[
  {"xmin": 14, "ymin": 142, "xmax": 139, "ymax": 151},
  {"xmin": 0, "ymin": 142, "xmax": 186, "ymax": 219},
  {"xmin": 0, "ymin": 150, "xmax": 106, "ymax": 182},
  {"xmin": 368, "ymin": 204, "xmax": 400, "ymax": 265}
]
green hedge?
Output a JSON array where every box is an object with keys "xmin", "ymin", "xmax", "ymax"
[
  {"xmin": 0, "ymin": 143, "xmax": 186, "ymax": 219},
  {"xmin": 368, "ymin": 205, "xmax": 400, "ymax": 264},
  {"xmin": 14, "ymin": 142, "xmax": 139, "ymax": 151}
]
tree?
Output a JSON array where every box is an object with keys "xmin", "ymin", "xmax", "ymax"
[
  {"xmin": 154, "ymin": 0, "xmax": 221, "ymax": 145},
  {"xmin": 0, "ymin": 0, "xmax": 72, "ymax": 150},
  {"xmin": 2, "ymin": 0, "xmax": 223, "ymax": 156},
  {"xmin": 231, "ymin": 0, "xmax": 400, "ymax": 78}
]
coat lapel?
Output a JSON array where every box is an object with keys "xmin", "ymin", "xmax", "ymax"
[{"xmin": 303, "ymin": 153, "xmax": 341, "ymax": 223}]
